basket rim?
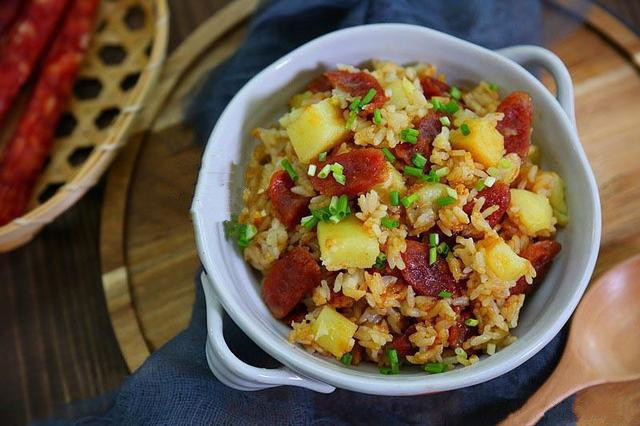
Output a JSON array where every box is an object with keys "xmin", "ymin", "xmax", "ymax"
[{"xmin": 0, "ymin": 0, "xmax": 170, "ymax": 248}]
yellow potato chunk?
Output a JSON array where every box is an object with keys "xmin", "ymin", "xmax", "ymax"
[
  {"xmin": 411, "ymin": 182, "xmax": 449, "ymax": 209},
  {"xmin": 372, "ymin": 163, "xmax": 406, "ymax": 204},
  {"xmin": 509, "ymin": 189, "xmax": 554, "ymax": 235},
  {"xmin": 544, "ymin": 172, "xmax": 569, "ymax": 226},
  {"xmin": 386, "ymin": 77, "xmax": 416, "ymax": 109},
  {"xmin": 284, "ymin": 98, "xmax": 349, "ymax": 163},
  {"xmin": 317, "ymin": 216, "xmax": 380, "ymax": 271},
  {"xmin": 450, "ymin": 117, "xmax": 504, "ymax": 167},
  {"xmin": 480, "ymin": 238, "xmax": 530, "ymax": 282},
  {"xmin": 311, "ymin": 306, "xmax": 357, "ymax": 358}
]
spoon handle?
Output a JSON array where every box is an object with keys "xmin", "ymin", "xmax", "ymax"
[{"xmin": 500, "ymin": 353, "xmax": 592, "ymax": 426}]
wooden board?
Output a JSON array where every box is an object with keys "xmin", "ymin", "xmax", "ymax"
[{"xmin": 100, "ymin": 0, "xmax": 640, "ymax": 423}]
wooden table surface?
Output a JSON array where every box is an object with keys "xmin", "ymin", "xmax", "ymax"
[{"xmin": 1, "ymin": 1, "xmax": 639, "ymax": 425}]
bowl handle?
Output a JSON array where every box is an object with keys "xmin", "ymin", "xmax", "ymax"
[
  {"xmin": 201, "ymin": 272, "xmax": 335, "ymax": 393},
  {"xmin": 496, "ymin": 45, "xmax": 576, "ymax": 127}
]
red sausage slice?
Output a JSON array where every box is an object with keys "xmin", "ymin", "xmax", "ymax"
[
  {"xmin": 310, "ymin": 148, "xmax": 388, "ymax": 197},
  {"xmin": 496, "ymin": 92, "xmax": 533, "ymax": 160},
  {"xmin": 392, "ymin": 111, "xmax": 442, "ymax": 165},
  {"xmin": 324, "ymin": 70, "xmax": 387, "ymax": 112},
  {"xmin": 266, "ymin": 170, "xmax": 310, "ymax": 230},
  {"xmin": 307, "ymin": 75, "xmax": 333, "ymax": 93},
  {"xmin": 400, "ymin": 240, "xmax": 459, "ymax": 297},
  {"xmin": 448, "ymin": 308, "xmax": 474, "ymax": 349},
  {"xmin": 463, "ymin": 182, "xmax": 511, "ymax": 228},
  {"xmin": 511, "ymin": 240, "xmax": 562, "ymax": 295},
  {"xmin": 262, "ymin": 247, "xmax": 322, "ymax": 319},
  {"xmin": 420, "ymin": 76, "xmax": 451, "ymax": 98},
  {"xmin": 390, "ymin": 324, "xmax": 417, "ymax": 357}
]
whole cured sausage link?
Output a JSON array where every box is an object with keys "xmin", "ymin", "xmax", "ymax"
[
  {"xmin": 0, "ymin": 0, "xmax": 71, "ymax": 126},
  {"xmin": 0, "ymin": 0, "xmax": 99, "ymax": 225},
  {"xmin": 0, "ymin": 0, "xmax": 22, "ymax": 36}
]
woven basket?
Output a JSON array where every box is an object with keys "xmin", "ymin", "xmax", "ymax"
[{"xmin": 0, "ymin": 0, "xmax": 169, "ymax": 252}]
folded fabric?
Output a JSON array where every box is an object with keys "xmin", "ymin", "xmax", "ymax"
[{"xmin": 40, "ymin": 0, "xmax": 579, "ymax": 424}]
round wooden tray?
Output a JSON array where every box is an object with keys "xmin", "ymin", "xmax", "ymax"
[{"xmin": 100, "ymin": 0, "xmax": 640, "ymax": 422}]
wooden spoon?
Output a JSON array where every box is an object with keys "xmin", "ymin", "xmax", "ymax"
[{"xmin": 502, "ymin": 254, "xmax": 640, "ymax": 425}]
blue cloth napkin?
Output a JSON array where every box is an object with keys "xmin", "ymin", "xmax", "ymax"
[{"xmin": 42, "ymin": 1, "xmax": 578, "ymax": 424}]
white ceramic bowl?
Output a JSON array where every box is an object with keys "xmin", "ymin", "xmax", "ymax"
[{"xmin": 191, "ymin": 24, "xmax": 601, "ymax": 395}]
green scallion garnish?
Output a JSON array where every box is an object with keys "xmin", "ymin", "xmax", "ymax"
[
  {"xmin": 336, "ymin": 194, "xmax": 349, "ymax": 217},
  {"xmin": 362, "ymin": 88, "xmax": 377, "ymax": 105},
  {"xmin": 318, "ymin": 152, "xmax": 327, "ymax": 162},
  {"xmin": 281, "ymin": 159, "xmax": 298, "ymax": 181},
  {"xmin": 307, "ymin": 164, "xmax": 317, "ymax": 176},
  {"xmin": 438, "ymin": 290, "xmax": 452, "ymax": 299},
  {"xmin": 489, "ymin": 83, "xmax": 499, "ymax": 91},
  {"xmin": 455, "ymin": 347, "xmax": 468, "ymax": 359},
  {"xmin": 349, "ymin": 97, "xmax": 362, "ymax": 112},
  {"xmin": 341, "ymin": 353, "xmax": 353, "ymax": 366},
  {"xmin": 429, "ymin": 233, "xmax": 439, "ymax": 247},
  {"xmin": 484, "ymin": 176, "xmax": 496, "ymax": 187},
  {"xmin": 334, "ymin": 173, "xmax": 346, "ymax": 185},
  {"xmin": 379, "ymin": 366, "xmax": 394, "ymax": 375},
  {"xmin": 446, "ymin": 187, "xmax": 458, "ymax": 199},
  {"xmin": 464, "ymin": 318, "xmax": 479, "ymax": 327},
  {"xmin": 237, "ymin": 224, "xmax": 258, "ymax": 248},
  {"xmin": 346, "ymin": 110, "xmax": 358, "ymax": 130},
  {"xmin": 431, "ymin": 98, "xmax": 444, "ymax": 111},
  {"xmin": 374, "ymin": 252, "xmax": 387, "ymax": 269},
  {"xmin": 403, "ymin": 166, "xmax": 423, "ymax": 178},
  {"xmin": 444, "ymin": 99, "xmax": 459, "ymax": 114},
  {"xmin": 412, "ymin": 153, "xmax": 428, "ymax": 168},
  {"xmin": 317, "ymin": 164, "xmax": 331, "ymax": 179},
  {"xmin": 400, "ymin": 128, "xmax": 419, "ymax": 144},
  {"xmin": 330, "ymin": 163, "xmax": 344, "ymax": 175},
  {"xmin": 437, "ymin": 196, "xmax": 456, "ymax": 207},
  {"xmin": 401, "ymin": 193, "xmax": 419, "ymax": 208},
  {"xmin": 387, "ymin": 348, "xmax": 400, "ymax": 374},
  {"xmin": 382, "ymin": 147, "xmax": 395, "ymax": 163},
  {"xmin": 439, "ymin": 116, "xmax": 451, "ymax": 126},
  {"xmin": 475, "ymin": 180, "xmax": 486, "ymax": 191},
  {"xmin": 301, "ymin": 215, "xmax": 319, "ymax": 229},
  {"xmin": 460, "ymin": 123, "xmax": 470, "ymax": 136},
  {"xmin": 435, "ymin": 167, "xmax": 449, "ymax": 178},
  {"xmin": 437, "ymin": 242, "xmax": 449, "ymax": 256},
  {"xmin": 450, "ymin": 86, "xmax": 462, "ymax": 100},
  {"xmin": 223, "ymin": 215, "xmax": 239, "ymax": 238},
  {"xmin": 429, "ymin": 246, "xmax": 437, "ymax": 265},
  {"xmin": 421, "ymin": 170, "xmax": 440, "ymax": 183},
  {"xmin": 373, "ymin": 108, "xmax": 382, "ymax": 125},
  {"xmin": 329, "ymin": 196, "xmax": 339, "ymax": 214},
  {"xmin": 381, "ymin": 216, "xmax": 400, "ymax": 229},
  {"xmin": 425, "ymin": 362, "xmax": 446, "ymax": 374},
  {"xmin": 390, "ymin": 191, "xmax": 400, "ymax": 206},
  {"xmin": 499, "ymin": 158, "xmax": 511, "ymax": 169}
]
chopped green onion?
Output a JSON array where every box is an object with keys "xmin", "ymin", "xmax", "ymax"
[
  {"xmin": 431, "ymin": 98, "xmax": 444, "ymax": 111},
  {"xmin": 333, "ymin": 173, "xmax": 346, "ymax": 185},
  {"xmin": 421, "ymin": 170, "xmax": 439, "ymax": 183},
  {"xmin": 381, "ymin": 216, "xmax": 400, "ymax": 229},
  {"xmin": 312, "ymin": 207, "xmax": 331, "ymax": 221},
  {"xmin": 425, "ymin": 362, "xmax": 446, "ymax": 374},
  {"xmin": 437, "ymin": 196, "xmax": 456, "ymax": 207},
  {"xmin": 499, "ymin": 158, "xmax": 511, "ymax": 169},
  {"xmin": 301, "ymin": 215, "xmax": 319, "ymax": 229},
  {"xmin": 437, "ymin": 242, "xmax": 449, "ymax": 256},
  {"xmin": 455, "ymin": 347, "xmax": 467, "ymax": 359},
  {"xmin": 475, "ymin": 180, "xmax": 486, "ymax": 191},
  {"xmin": 401, "ymin": 193, "xmax": 419, "ymax": 208},
  {"xmin": 373, "ymin": 108, "xmax": 382, "ymax": 125},
  {"xmin": 382, "ymin": 147, "xmax": 395, "ymax": 162},
  {"xmin": 362, "ymin": 88, "xmax": 377, "ymax": 105},
  {"xmin": 400, "ymin": 128, "xmax": 419, "ymax": 144},
  {"xmin": 403, "ymin": 166, "xmax": 424, "ymax": 178},
  {"xmin": 346, "ymin": 110, "xmax": 358, "ymax": 130},
  {"xmin": 412, "ymin": 153, "xmax": 428, "ymax": 168},
  {"xmin": 281, "ymin": 159, "xmax": 298, "ymax": 181},
  {"xmin": 329, "ymin": 214, "xmax": 341, "ymax": 224},
  {"xmin": 379, "ymin": 366, "xmax": 394, "ymax": 375},
  {"xmin": 237, "ymin": 224, "xmax": 258, "ymax": 247},
  {"xmin": 387, "ymin": 348, "xmax": 400, "ymax": 374},
  {"xmin": 318, "ymin": 152, "xmax": 327, "ymax": 162},
  {"xmin": 429, "ymin": 246, "xmax": 437, "ymax": 265},
  {"xmin": 450, "ymin": 86, "xmax": 462, "ymax": 100},
  {"xmin": 223, "ymin": 215, "xmax": 239, "ymax": 238},
  {"xmin": 484, "ymin": 176, "xmax": 497, "ymax": 187},
  {"xmin": 438, "ymin": 290, "xmax": 452, "ymax": 299},
  {"xmin": 341, "ymin": 353, "xmax": 353, "ymax": 365},
  {"xmin": 374, "ymin": 252, "xmax": 387, "ymax": 269},
  {"xmin": 435, "ymin": 167, "xmax": 449, "ymax": 177},
  {"xmin": 307, "ymin": 164, "xmax": 317, "ymax": 176},
  {"xmin": 460, "ymin": 123, "xmax": 470, "ymax": 136},
  {"xmin": 330, "ymin": 163, "xmax": 344, "ymax": 175},
  {"xmin": 329, "ymin": 196, "xmax": 339, "ymax": 214},
  {"xmin": 464, "ymin": 318, "xmax": 479, "ymax": 327},
  {"xmin": 349, "ymin": 97, "xmax": 362, "ymax": 112},
  {"xmin": 446, "ymin": 187, "xmax": 458, "ymax": 199},
  {"xmin": 489, "ymin": 83, "xmax": 499, "ymax": 91},
  {"xmin": 486, "ymin": 343, "xmax": 496, "ymax": 355},
  {"xmin": 429, "ymin": 233, "xmax": 439, "ymax": 247},
  {"xmin": 317, "ymin": 164, "xmax": 331, "ymax": 179},
  {"xmin": 439, "ymin": 116, "xmax": 451, "ymax": 126},
  {"xmin": 444, "ymin": 99, "xmax": 459, "ymax": 114},
  {"xmin": 337, "ymin": 194, "xmax": 349, "ymax": 217},
  {"xmin": 487, "ymin": 167, "xmax": 499, "ymax": 177},
  {"xmin": 390, "ymin": 191, "xmax": 400, "ymax": 206}
]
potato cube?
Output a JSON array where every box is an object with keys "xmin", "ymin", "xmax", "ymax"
[
  {"xmin": 311, "ymin": 306, "xmax": 357, "ymax": 358},
  {"xmin": 284, "ymin": 98, "xmax": 349, "ymax": 163},
  {"xmin": 386, "ymin": 77, "xmax": 415, "ymax": 109},
  {"xmin": 372, "ymin": 163, "xmax": 406, "ymax": 204},
  {"xmin": 412, "ymin": 182, "xmax": 449, "ymax": 209},
  {"xmin": 317, "ymin": 216, "xmax": 380, "ymax": 271},
  {"xmin": 544, "ymin": 172, "xmax": 569, "ymax": 226},
  {"xmin": 450, "ymin": 117, "xmax": 504, "ymax": 167},
  {"xmin": 509, "ymin": 189, "xmax": 554, "ymax": 235},
  {"xmin": 480, "ymin": 238, "xmax": 530, "ymax": 282}
]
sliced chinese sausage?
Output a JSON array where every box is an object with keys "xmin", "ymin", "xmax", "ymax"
[
  {"xmin": 324, "ymin": 70, "xmax": 387, "ymax": 112},
  {"xmin": 329, "ymin": 290, "xmax": 354, "ymax": 309},
  {"xmin": 307, "ymin": 74, "xmax": 333, "ymax": 93},
  {"xmin": 267, "ymin": 170, "xmax": 310, "ymax": 230},
  {"xmin": 511, "ymin": 240, "xmax": 562, "ymax": 295},
  {"xmin": 262, "ymin": 247, "xmax": 322, "ymax": 319},
  {"xmin": 400, "ymin": 240, "xmax": 459, "ymax": 297},
  {"xmin": 420, "ymin": 76, "xmax": 451, "ymax": 98},
  {"xmin": 310, "ymin": 148, "xmax": 388, "ymax": 197},
  {"xmin": 496, "ymin": 92, "xmax": 533, "ymax": 160},
  {"xmin": 463, "ymin": 182, "xmax": 511, "ymax": 228},
  {"xmin": 392, "ymin": 110, "xmax": 442, "ymax": 165},
  {"xmin": 390, "ymin": 324, "xmax": 417, "ymax": 357},
  {"xmin": 448, "ymin": 308, "xmax": 475, "ymax": 349}
]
